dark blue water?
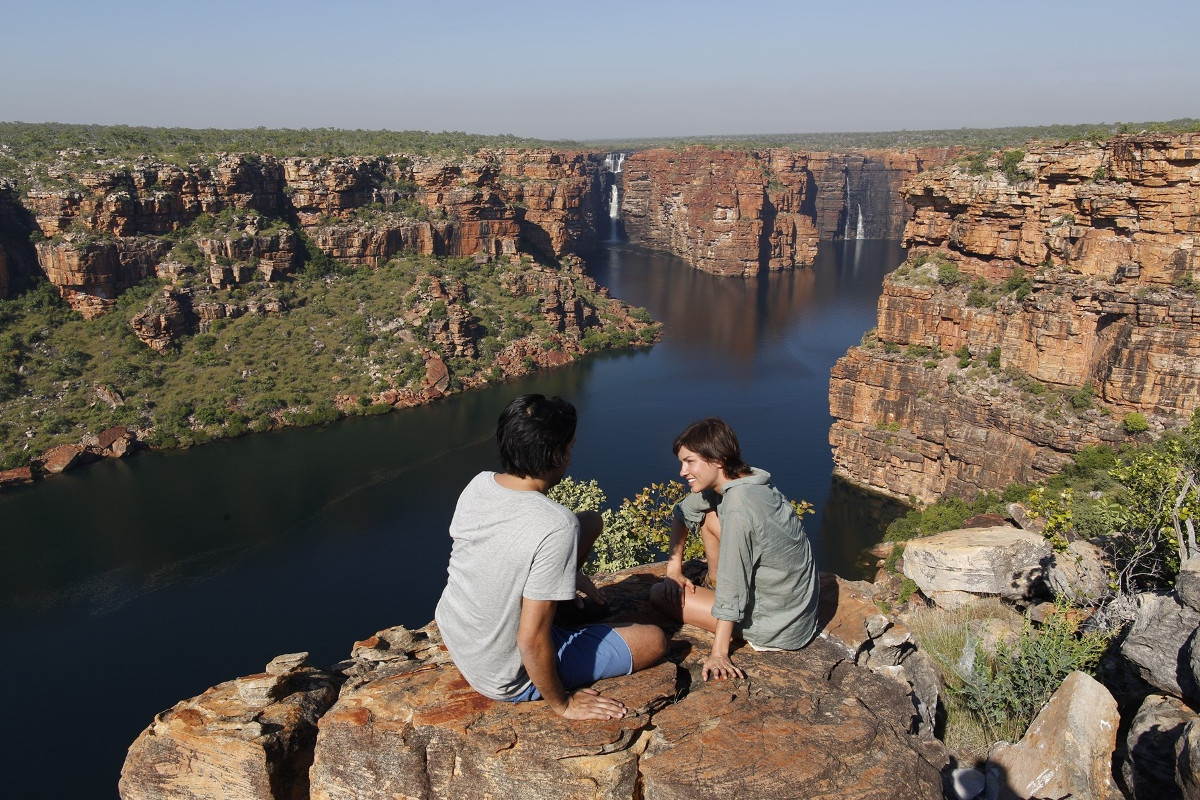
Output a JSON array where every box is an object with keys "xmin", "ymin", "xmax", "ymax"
[{"xmin": 0, "ymin": 239, "xmax": 905, "ymax": 798}]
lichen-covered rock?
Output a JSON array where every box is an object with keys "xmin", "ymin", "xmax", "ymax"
[{"xmin": 1120, "ymin": 693, "xmax": 1197, "ymax": 800}]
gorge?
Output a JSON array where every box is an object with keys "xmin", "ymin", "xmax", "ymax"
[
  {"xmin": 0, "ymin": 140, "xmax": 953, "ymax": 482},
  {"xmin": 4, "ymin": 129, "xmax": 1200, "ymax": 798}
]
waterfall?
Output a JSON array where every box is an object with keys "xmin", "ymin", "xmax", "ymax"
[
  {"xmin": 855, "ymin": 204, "xmax": 865, "ymax": 240},
  {"xmin": 605, "ymin": 152, "xmax": 625, "ymax": 241},
  {"xmin": 604, "ymin": 152, "xmax": 625, "ymax": 173},
  {"xmin": 843, "ymin": 169, "xmax": 852, "ymax": 240}
]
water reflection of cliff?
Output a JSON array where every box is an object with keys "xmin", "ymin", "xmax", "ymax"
[{"xmin": 593, "ymin": 240, "xmax": 901, "ymax": 364}]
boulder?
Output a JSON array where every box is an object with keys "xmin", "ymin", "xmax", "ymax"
[
  {"xmin": 1177, "ymin": 557, "xmax": 1200, "ymax": 613},
  {"xmin": 1121, "ymin": 591, "xmax": 1200, "ymax": 702},
  {"xmin": 119, "ymin": 658, "xmax": 342, "ymax": 800},
  {"xmin": 83, "ymin": 425, "xmax": 136, "ymax": 458},
  {"xmin": 39, "ymin": 442, "xmax": 90, "ymax": 474},
  {"xmin": 1120, "ymin": 693, "xmax": 1197, "ymax": 800},
  {"xmin": 0, "ymin": 465, "xmax": 34, "ymax": 488},
  {"xmin": 901, "ymin": 526, "xmax": 1053, "ymax": 602},
  {"xmin": 987, "ymin": 671, "xmax": 1120, "ymax": 800},
  {"xmin": 1178, "ymin": 716, "xmax": 1200, "ymax": 800},
  {"xmin": 1049, "ymin": 538, "xmax": 1115, "ymax": 604}
]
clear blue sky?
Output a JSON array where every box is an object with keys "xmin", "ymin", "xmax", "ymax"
[{"xmin": 3, "ymin": 0, "xmax": 1196, "ymax": 140}]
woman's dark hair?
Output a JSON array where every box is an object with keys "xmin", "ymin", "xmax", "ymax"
[
  {"xmin": 496, "ymin": 394, "xmax": 577, "ymax": 478},
  {"xmin": 672, "ymin": 418, "xmax": 751, "ymax": 479}
]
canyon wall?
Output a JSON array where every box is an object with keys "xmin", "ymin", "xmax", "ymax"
[
  {"xmin": 11, "ymin": 150, "xmax": 609, "ymax": 317},
  {"xmin": 619, "ymin": 147, "xmax": 958, "ymax": 277},
  {"xmin": 829, "ymin": 133, "xmax": 1200, "ymax": 504}
]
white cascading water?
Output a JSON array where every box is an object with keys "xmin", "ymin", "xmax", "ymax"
[
  {"xmin": 606, "ymin": 153, "xmax": 624, "ymax": 241},
  {"xmin": 856, "ymin": 203, "xmax": 865, "ymax": 240},
  {"xmin": 843, "ymin": 170, "xmax": 853, "ymax": 240}
]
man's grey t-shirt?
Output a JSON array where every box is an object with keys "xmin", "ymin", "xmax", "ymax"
[{"xmin": 434, "ymin": 471, "xmax": 578, "ymax": 700}]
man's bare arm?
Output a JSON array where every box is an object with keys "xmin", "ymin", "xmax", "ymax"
[{"xmin": 516, "ymin": 597, "xmax": 626, "ymax": 720}]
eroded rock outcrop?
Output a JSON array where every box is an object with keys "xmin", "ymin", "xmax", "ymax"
[
  {"xmin": 120, "ymin": 567, "xmax": 948, "ymax": 800},
  {"xmin": 830, "ymin": 133, "xmax": 1200, "ymax": 503},
  {"xmin": 18, "ymin": 150, "xmax": 610, "ymax": 315},
  {"xmin": 620, "ymin": 147, "xmax": 957, "ymax": 276}
]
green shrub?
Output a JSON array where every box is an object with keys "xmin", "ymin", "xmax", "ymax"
[
  {"xmin": 967, "ymin": 288, "xmax": 992, "ymax": 308},
  {"xmin": 884, "ymin": 492, "xmax": 1003, "ymax": 543},
  {"xmin": 549, "ymin": 477, "xmax": 690, "ymax": 574},
  {"xmin": 938, "ymin": 264, "xmax": 964, "ymax": 286},
  {"xmin": 955, "ymin": 605, "xmax": 1111, "ymax": 743},
  {"xmin": 1000, "ymin": 265, "xmax": 1033, "ymax": 300},
  {"xmin": 1069, "ymin": 384, "xmax": 1096, "ymax": 411},
  {"xmin": 1000, "ymin": 149, "xmax": 1032, "ymax": 183},
  {"xmin": 1122, "ymin": 412, "xmax": 1150, "ymax": 433}
]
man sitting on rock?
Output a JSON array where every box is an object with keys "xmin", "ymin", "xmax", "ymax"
[{"xmin": 435, "ymin": 393, "xmax": 668, "ymax": 719}]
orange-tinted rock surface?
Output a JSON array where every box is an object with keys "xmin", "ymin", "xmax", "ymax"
[
  {"xmin": 620, "ymin": 147, "xmax": 957, "ymax": 276},
  {"xmin": 830, "ymin": 133, "xmax": 1200, "ymax": 503},
  {"xmin": 16, "ymin": 150, "xmax": 610, "ymax": 314},
  {"xmin": 120, "ymin": 568, "xmax": 947, "ymax": 800}
]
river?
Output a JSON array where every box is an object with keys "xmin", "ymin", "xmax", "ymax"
[{"xmin": 0, "ymin": 238, "xmax": 906, "ymax": 797}]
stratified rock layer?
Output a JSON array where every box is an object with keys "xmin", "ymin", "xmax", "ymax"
[
  {"xmin": 830, "ymin": 133, "xmax": 1200, "ymax": 503},
  {"xmin": 16, "ymin": 150, "xmax": 609, "ymax": 316}
]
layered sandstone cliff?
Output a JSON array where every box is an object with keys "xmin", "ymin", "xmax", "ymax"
[
  {"xmin": 620, "ymin": 147, "xmax": 958, "ymax": 277},
  {"xmin": 13, "ymin": 150, "xmax": 609, "ymax": 317},
  {"xmin": 830, "ymin": 133, "xmax": 1200, "ymax": 504}
]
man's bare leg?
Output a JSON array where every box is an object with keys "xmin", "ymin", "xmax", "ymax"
[{"xmin": 611, "ymin": 622, "xmax": 669, "ymax": 670}]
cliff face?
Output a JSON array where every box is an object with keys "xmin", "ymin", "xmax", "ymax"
[
  {"xmin": 829, "ymin": 133, "xmax": 1200, "ymax": 504},
  {"xmin": 13, "ymin": 150, "xmax": 609, "ymax": 317},
  {"xmin": 620, "ymin": 147, "xmax": 958, "ymax": 276}
]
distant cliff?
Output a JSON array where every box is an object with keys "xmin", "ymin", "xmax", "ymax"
[
  {"xmin": 9, "ymin": 149, "xmax": 609, "ymax": 318},
  {"xmin": 829, "ymin": 133, "xmax": 1200, "ymax": 504},
  {"xmin": 619, "ymin": 147, "xmax": 959, "ymax": 276}
]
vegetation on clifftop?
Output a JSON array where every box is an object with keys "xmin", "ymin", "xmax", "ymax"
[
  {"xmin": 580, "ymin": 118, "xmax": 1200, "ymax": 153},
  {"xmin": 0, "ymin": 122, "xmax": 572, "ymax": 179},
  {"xmin": 0, "ymin": 254, "xmax": 658, "ymax": 471}
]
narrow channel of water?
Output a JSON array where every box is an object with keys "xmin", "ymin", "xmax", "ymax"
[{"xmin": 0, "ymin": 239, "xmax": 906, "ymax": 797}]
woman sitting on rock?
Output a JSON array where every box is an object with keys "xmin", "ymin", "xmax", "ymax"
[{"xmin": 650, "ymin": 418, "xmax": 820, "ymax": 680}]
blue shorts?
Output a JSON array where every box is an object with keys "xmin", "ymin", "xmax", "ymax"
[{"xmin": 508, "ymin": 624, "xmax": 634, "ymax": 702}]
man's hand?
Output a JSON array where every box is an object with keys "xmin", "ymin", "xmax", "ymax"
[
  {"xmin": 701, "ymin": 652, "xmax": 745, "ymax": 682},
  {"xmin": 558, "ymin": 688, "xmax": 626, "ymax": 720},
  {"xmin": 575, "ymin": 571, "xmax": 607, "ymax": 608}
]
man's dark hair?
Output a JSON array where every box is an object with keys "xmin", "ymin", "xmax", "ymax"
[
  {"xmin": 496, "ymin": 394, "xmax": 577, "ymax": 478},
  {"xmin": 672, "ymin": 418, "xmax": 751, "ymax": 479}
]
